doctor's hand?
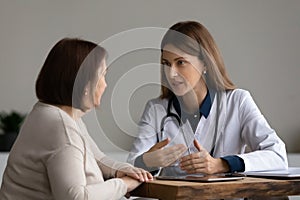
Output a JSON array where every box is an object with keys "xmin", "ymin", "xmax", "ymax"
[
  {"xmin": 179, "ymin": 140, "xmax": 229, "ymax": 174},
  {"xmin": 143, "ymin": 138, "xmax": 187, "ymax": 168}
]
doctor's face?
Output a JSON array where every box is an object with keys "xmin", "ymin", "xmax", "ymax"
[{"xmin": 162, "ymin": 44, "xmax": 206, "ymax": 96}]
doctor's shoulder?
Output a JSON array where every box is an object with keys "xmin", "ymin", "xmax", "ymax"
[
  {"xmin": 226, "ymin": 89, "xmax": 257, "ymax": 108},
  {"xmin": 143, "ymin": 97, "xmax": 169, "ymax": 113}
]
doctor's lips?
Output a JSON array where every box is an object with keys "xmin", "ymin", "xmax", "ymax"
[{"xmin": 170, "ymin": 81, "xmax": 184, "ymax": 87}]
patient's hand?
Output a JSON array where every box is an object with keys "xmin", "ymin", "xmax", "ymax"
[{"xmin": 116, "ymin": 166, "xmax": 153, "ymax": 182}]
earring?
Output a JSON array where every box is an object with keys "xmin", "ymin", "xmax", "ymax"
[
  {"xmin": 84, "ymin": 90, "xmax": 88, "ymax": 96},
  {"xmin": 203, "ymin": 70, "xmax": 207, "ymax": 75}
]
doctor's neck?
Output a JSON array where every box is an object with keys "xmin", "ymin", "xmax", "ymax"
[{"xmin": 180, "ymin": 84, "xmax": 208, "ymax": 114}]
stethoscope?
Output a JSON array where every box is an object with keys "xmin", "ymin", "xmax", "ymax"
[
  {"xmin": 160, "ymin": 96, "xmax": 182, "ymax": 135},
  {"xmin": 159, "ymin": 93, "xmax": 220, "ymax": 156}
]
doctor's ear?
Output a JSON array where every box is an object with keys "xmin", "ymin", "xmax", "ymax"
[{"xmin": 203, "ymin": 67, "xmax": 207, "ymax": 75}]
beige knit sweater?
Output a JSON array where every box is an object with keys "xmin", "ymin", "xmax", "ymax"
[{"xmin": 0, "ymin": 102, "xmax": 130, "ymax": 200}]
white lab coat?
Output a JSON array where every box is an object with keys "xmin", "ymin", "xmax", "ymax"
[{"xmin": 127, "ymin": 89, "xmax": 288, "ymax": 175}]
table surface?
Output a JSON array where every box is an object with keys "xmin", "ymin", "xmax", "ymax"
[{"xmin": 131, "ymin": 176, "xmax": 300, "ymax": 200}]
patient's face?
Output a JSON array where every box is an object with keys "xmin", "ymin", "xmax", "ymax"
[{"xmin": 93, "ymin": 60, "xmax": 107, "ymax": 107}]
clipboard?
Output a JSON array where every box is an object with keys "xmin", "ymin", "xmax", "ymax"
[
  {"xmin": 156, "ymin": 173, "xmax": 244, "ymax": 182},
  {"xmin": 244, "ymin": 167, "xmax": 300, "ymax": 179}
]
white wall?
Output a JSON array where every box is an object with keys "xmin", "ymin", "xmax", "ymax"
[{"xmin": 0, "ymin": 0, "xmax": 299, "ymax": 153}]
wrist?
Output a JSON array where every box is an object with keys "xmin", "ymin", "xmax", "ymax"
[
  {"xmin": 217, "ymin": 158, "xmax": 230, "ymax": 173},
  {"xmin": 115, "ymin": 170, "xmax": 120, "ymax": 178},
  {"xmin": 142, "ymin": 153, "xmax": 151, "ymax": 167},
  {"xmin": 115, "ymin": 169, "xmax": 125, "ymax": 178}
]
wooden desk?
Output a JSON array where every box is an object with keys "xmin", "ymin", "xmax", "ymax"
[{"xmin": 131, "ymin": 177, "xmax": 300, "ymax": 199}]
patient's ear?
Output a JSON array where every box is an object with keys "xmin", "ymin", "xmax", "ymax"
[{"xmin": 80, "ymin": 82, "xmax": 93, "ymax": 111}]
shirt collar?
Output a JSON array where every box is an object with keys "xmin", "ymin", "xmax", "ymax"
[
  {"xmin": 172, "ymin": 90, "xmax": 212, "ymax": 120},
  {"xmin": 200, "ymin": 90, "xmax": 212, "ymax": 118}
]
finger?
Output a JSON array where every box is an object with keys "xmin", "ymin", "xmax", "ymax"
[
  {"xmin": 194, "ymin": 139, "xmax": 202, "ymax": 152},
  {"xmin": 181, "ymin": 162, "xmax": 206, "ymax": 172},
  {"xmin": 142, "ymin": 170, "xmax": 149, "ymax": 182},
  {"xmin": 173, "ymin": 145, "xmax": 188, "ymax": 157},
  {"xmin": 163, "ymin": 144, "xmax": 187, "ymax": 156},
  {"xmin": 193, "ymin": 140, "xmax": 209, "ymax": 158},
  {"xmin": 158, "ymin": 144, "xmax": 188, "ymax": 167},
  {"xmin": 137, "ymin": 168, "xmax": 152, "ymax": 182},
  {"xmin": 138, "ymin": 169, "xmax": 153, "ymax": 182},
  {"xmin": 163, "ymin": 153, "xmax": 181, "ymax": 166},
  {"xmin": 180, "ymin": 152, "xmax": 200, "ymax": 162},
  {"xmin": 181, "ymin": 153, "xmax": 209, "ymax": 167},
  {"xmin": 146, "ymin": 171, "xmax": 153, "ymax": 181},
  {"xmin": 134, "ymin": 168, "xmax": 146, "ymax": 182},
  {"xmin": 177, "ymin": 144, "xmax": 188, "ymax": 154},
  {"xmin": 138, "ymin": 173, "xmax": 144, "ymax": 182},
  {"xmin": 156, "ymin": 138, "xmax": 170, "ymax": 149},
  {"xmin": 173, "ymin": 147, "xmax": 188, "ymax": 160},
  {"xmin": 185, "ymin": 163, "xmax": 213, "ymax": 174},
  {"xmin": 180, "ymin": 159, "xmax": 192, "ymax": 167},
  {"xmin": 180, "ymin": 162, "xmax": 196, "ymax": 171},
  {"xmin": 152, "ymin": 138, "xmax": 170, "ymax": 150},
  {"xmin": 180, "ymin": 156, "xmax": 201, "ymax": 168},
  {"xmin": 164, "ymin": 149, "xmax": 187, "ymax": 165},
  {"xmin": 126, "ymin": 167, "xmax": 143, "ymax": 181},
  {"xmin": 125, "ymin": 173, "xmax": 138, "ymax": 181},
  {"xmin": 136, "ymin": 169, "xmax": 146, "ymax": 182},
  {"xmin": 180, "ymin": 158, "xmax": 201, "ymax": 168},
  {"xmin": 185, "ymin": 167, "xmax": 206, "ymax": 174},
  {"xmin": 136, "ymin": 172, "xmax": 144, "ymax": 182}
]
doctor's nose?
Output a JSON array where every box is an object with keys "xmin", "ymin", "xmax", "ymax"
[{"xmin": 169, "ymin": 67, "xmax": 179, "ymax": 78}]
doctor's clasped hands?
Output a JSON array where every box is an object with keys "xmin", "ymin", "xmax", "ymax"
[{"xmin": 180, "ymin": 140, "xmax": 229, "ymax": 174}]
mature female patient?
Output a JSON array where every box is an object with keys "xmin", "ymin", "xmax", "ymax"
[
  {"xmin": 128, "ymin": 21, "xmax": 288, "ymax": 176},
  {"xmin": 0, "ymin": 38, "xmax": 152, "ymax": 200}
]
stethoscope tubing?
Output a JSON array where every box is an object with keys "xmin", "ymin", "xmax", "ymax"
[{"xmin": 159, "ymin": 93, "xmax": 220, "ymax": 157}]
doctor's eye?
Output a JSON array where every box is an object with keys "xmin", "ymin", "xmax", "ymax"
[
  {"xmin": 161, "ymin": 61, "xmax": 171, "ymax": 67},
  {"xmin": 177, "ymin": 60, "xmax": 186, "ymax": 66}
]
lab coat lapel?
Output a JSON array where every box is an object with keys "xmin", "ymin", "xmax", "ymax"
[
  {"xmin": 213, "ymin": 91, "xmax": 227, "ymax": 157},
  {"xmin": 195, "ymin": 91, "xmax": 227, "ymax": 157}
]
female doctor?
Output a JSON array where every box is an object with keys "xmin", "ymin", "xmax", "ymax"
[{"xmin": 127, "ymin": 21, "xmax": 288, "ymax": 176}]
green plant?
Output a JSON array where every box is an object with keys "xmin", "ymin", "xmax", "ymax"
[{"xmin": 0, "ymin": 111, "xmax": 26, "ymax": 134}]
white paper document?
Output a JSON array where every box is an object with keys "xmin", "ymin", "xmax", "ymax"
[{"xmin": 244, "ymin": 167, "xmax": 300, "ymax": 178}]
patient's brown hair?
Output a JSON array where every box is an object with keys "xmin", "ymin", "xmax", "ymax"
[{"xmin": 36, "ymin": 38, "xmax": 107, "ymax": 111}]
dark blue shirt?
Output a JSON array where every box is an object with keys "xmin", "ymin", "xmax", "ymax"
[{"xmin": 173, "ymin": 91, "xmax": 211, "ymax": 132}]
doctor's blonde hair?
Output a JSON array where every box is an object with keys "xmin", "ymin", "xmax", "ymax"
[{"xmin": 160, "ymin": 21, "xmax": 236, "ymax": 99}]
